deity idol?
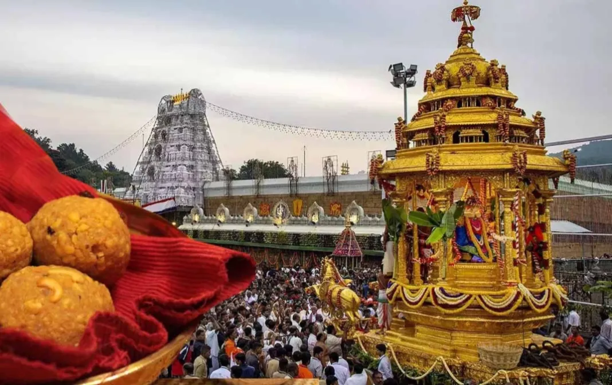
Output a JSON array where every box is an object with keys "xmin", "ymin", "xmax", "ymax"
[{"xmin": 454, "ymin": 197, "xmax": 493, "ymax": 263}]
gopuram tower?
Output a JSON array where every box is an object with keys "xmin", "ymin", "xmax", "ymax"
[
  {"xmin": 131, "ymin": 89, "xmax": 223, "ymax": 207},
  {"xmin": 371, "ymin": 0, "xmax": 574, "ymax": 370}
]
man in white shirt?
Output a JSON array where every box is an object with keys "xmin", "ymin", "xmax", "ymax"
[
  {"xmin": 337, "ymin": 356, "xmax": 349, "ymax": 370},
  {"xmin": 376, "ymin": 344, "xmax": 393, "ymax": 380},
  {"xmin": 209, "ymin": 355, "xmax": 232, "ymax": 379},
  {"xmin": 289, "ymin": 326, "xmax": 303, "ymax": 353},
  {"xmin": 205, "ymin": 323, "xmax": 220, "ymax": 370},
  {"xmin": 328, "ymin": 352, "xmax": 350, "ymax": 385},
  {"xmin": 345, "ymin": 363, "xmax": 368, "ymax": 385},
  {"xmin": 257, "ymin": 311, "xmax": 269, "ymax": 334},
  {"xmin": 567, "ymin": 309, "xmax": 581, "ymax": 333}
]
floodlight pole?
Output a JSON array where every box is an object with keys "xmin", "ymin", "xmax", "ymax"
[{"xmin": 403, "ymin": 84, "xmax": 408, "ymax": 123}]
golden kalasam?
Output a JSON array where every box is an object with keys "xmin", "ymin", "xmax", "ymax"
[
  {"xmin": 0, "ymin": 211, "xmax": 33, "ymax": 280},
  {"xmin": 0, "ymin": 265, "xmax": 114, "ymax": 346},
  {"xmin": 28, "ymin": 195, "xmax": 130, "ymax": 285}
]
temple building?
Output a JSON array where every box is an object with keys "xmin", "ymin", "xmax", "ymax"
[{"xmin": 128, "ymin": 89, "xmax": 223, "ymax": 208}]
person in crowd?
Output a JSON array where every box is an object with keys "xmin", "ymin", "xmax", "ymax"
[
  {"xmin": 587, "ymin": 326, "xmax": 600, "ymax": 349},
  {"xmin": 182, "ymin": 363, "xmax": 198, "ymax": 379},
  {"xmin": 549, "ymin": 323, "xmax": 568, "ymax": 342},
  {"xmin": 590, "ymin": 324, "xmax": 611, "ymax": 355},
  {"xmin": 209, "ymin": 355, "xmax": 232, "ymax": 379},
  {"xmin": 376, "ymin": 344, "xmax": 393, "ymax": 380},
  {"xmin": 230, "ymin": 366, "xmax": 243, "ymax": 379},
  {"xmin": 346, "ymin": 363, "xmax": 368, "ymax": 385},
  {"xmin": 371, "ymin": 369, "xmax": 384, "ymax": 385},
  {"xmin": 308, "ymin": 323, "xmax": 319, "ymax": 353},
  {"xmin": 273, "ymin": 358, "xmax": 292, "ymax": 379},
  {"xmin": 192, "ymin": 330, "xmax": 206, "ymax": 359},
  {"xmin": 289, "ymin": 326, "xmax": 303, "ymax": 352},
  {"xmin": 566, "ymin": 326, "xmax": 585, "ymax": 346},
  {"xmin": 246, "ymin": 341, "xmax": 262, "ymax": 378},
  {"xmin": 326, "ymin": 326, "xmax": 343, "ymax": 356},
  {"xmin": 327, "ymin": 375, "xmax": 339, "ymax": 385},
  {"xmin": 310, "ymin": 346, "xmax": 325, "ymax": 378},
  {"xmin": 205, "ymin": 321, "xmax": 220, "ymax": 371},
  {"xmin": 287, "ymin": 362, "xmax": 300, "ymax": 379},
  {"xmin": 235, "ymin": 352, "xmax": 255, "ymax": 378},
  {"xmin": 194, "ymin": 345, "xmax": 211, "ymax": 379},
  {"xmin": 316, "ymin": 332, "xmax": 329, "ymax": 359},
  {"xmin": 294, "ymin": 351, "xmax": 314, "ymax": 378},
  {"xmin": 566, "ymin": 308, "xmax": 581, "ymax": 334},
  {"xmin": 224, "ymin": 327, "xmax": 242, "ymax": 361},
  {"xmin": 265, "ymin": 347, "xmax": 280, "ymax": 378},
  {"xmin": 328, "ymin": 352, "xmax": 350, "ymax": 385}
]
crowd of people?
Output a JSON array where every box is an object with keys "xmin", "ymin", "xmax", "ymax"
[
  {"xmin": 161, "ymin": 263, "xmax": 395, "ymax": 384},
  {"xmin": 160, "ymin": 262, "xmax": 612, "ymax": 384},
  {"xmin": 539, "ymin": 308, "xmax": 612, "ymax": 356}
]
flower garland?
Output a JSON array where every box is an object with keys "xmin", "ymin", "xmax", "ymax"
[
  {"xmin": 465, "ymin": 218, "xmax": 493, "ymax": 262},
  {"xmin": 512, "ymin": 149, "xmax": 528, "ymax": 176},
  {"xmin": 426, "ymin": 150, "xmax": 441, "ymax": 176},
  {"xmin": 386, "ymin": 281, "xmax": 566, "ymax": 317},
  {"xmin": 497, "ymin": 110, "xmax": 510, "ymax": 141},
  {"xmin": 563, "ymin": 150, "xmax": 577, "ymax": 183}
]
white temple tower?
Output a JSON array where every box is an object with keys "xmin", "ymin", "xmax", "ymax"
[{"xmin": 131, "ymin": 89, "xmax": 223, "ymax": 207}]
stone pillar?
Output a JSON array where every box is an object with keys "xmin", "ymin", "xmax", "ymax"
[
  {"xmin": 431, "ymin": 188, "xmax": 453, "ymax": 284},
  {"xmin": 540, "ymin": 190, "xmax": 555, "ymax": 285},
  {"xmin": 499, "ymin": 189, "xmax": 519, "ymax": 285}
]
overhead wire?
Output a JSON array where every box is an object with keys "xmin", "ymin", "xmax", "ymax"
[{"xmin": 60, "ymin": 116, "xmax": 157, "ymax": 175}]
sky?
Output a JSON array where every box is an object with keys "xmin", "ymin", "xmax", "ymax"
[{"xmin": 0, "ymin": 0, "xmax": 610, "ymax": 176}]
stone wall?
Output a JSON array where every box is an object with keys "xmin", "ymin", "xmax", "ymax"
[{"xmin": 203, "ymin": 190, "xmax": 383, "ymax": 217}]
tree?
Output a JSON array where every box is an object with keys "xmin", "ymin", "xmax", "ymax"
[
  {"xmin": 24, "ymin": 128, "xmax": 52, "ymax": 152},
  {"xmin": 105, "ymin": 162, "xmax": 119, "ymax": 173},
  {"xmin": 237, "ymin": 159, "xmax": 290, "ymax": 180},
  {"xmin": 21, "ymin": 127, "xmax": 132, "ymax": 188}
]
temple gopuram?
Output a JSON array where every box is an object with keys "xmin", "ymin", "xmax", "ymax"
[{"xmin": 346, "ymin": 1, "xmax": 610, "ymax": 383}]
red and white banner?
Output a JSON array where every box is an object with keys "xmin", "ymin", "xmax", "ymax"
[{"xmin": 142, "ymin": 197, "xmax": 176, "ymax": 213}]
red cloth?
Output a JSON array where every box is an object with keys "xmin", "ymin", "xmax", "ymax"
[{"xmin": 0, "ymin": 106, "xmax": 256, "ymax": 384}]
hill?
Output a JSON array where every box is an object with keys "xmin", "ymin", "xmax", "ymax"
[{"xmin": 550, "ymin": 140, "xmax": 612, "ymax": 184}]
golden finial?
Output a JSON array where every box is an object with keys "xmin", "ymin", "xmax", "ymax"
[{"xmin": 463, "ymin": 0, "xmax": 469, "ymax": 5}]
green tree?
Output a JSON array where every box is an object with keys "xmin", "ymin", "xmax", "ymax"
[
  {"xmin": 23, "ymin": 128, "xmax": 52, "ymax": 152},
  {"xmin": 22, "ymin": 128, "xmax": 132, "ymax": 188},
  {"xmin": 237, "ymin": 159, "xmax": 290, "ymax": 180}
]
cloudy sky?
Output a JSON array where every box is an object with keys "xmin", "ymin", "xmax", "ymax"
[{"xmin": 0, "ymin": 0, "xmax": 609, "ymax": 176}]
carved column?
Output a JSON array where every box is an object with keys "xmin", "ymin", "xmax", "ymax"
[
  {"xmin": 431, "ymin": 188, "xmax": 453, "ymax": 284},
  {"xmin": 391, "ymin": 196, "xmax": 408, "ymax": 284},
  {"xmin": 540, "ymin": 190, "xmax": 555, "ymax": 285},
  {"xmin": 524, "ymin": 199, "xmax": 536, "ymax": 287},
  {"xmin": 499, "ymin": 189, "xmax": 519, "ymax": 285}
]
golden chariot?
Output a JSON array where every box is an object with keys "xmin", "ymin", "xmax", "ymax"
[{"xmin": 341, "ymin": 1, "xmax": 610, "ymax": 384}]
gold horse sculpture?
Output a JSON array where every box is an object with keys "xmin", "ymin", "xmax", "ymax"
[{"xmin": 306, "ymin": 257, "xmax": 361, "ymax": 337}]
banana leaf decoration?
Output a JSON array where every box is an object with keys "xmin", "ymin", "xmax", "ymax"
[
  {"xmin": 382, "ymin": 198, "xmax": 408, "ymax": 244},
  {"xmin": 408, "ymin": 201, "xmax": 465, "ymax": 244}
]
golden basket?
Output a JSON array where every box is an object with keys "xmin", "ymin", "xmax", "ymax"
[
  {"xmin": 74, "ymin": 322, "xmax": 195, "ymax": 385},
  {"xmin": 477, "ymin": 343, "xmax": 523, "ymax": 370}
]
